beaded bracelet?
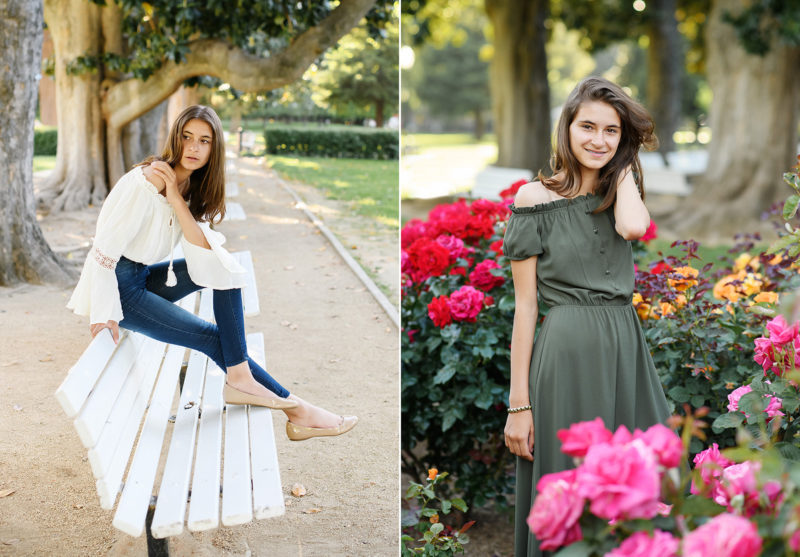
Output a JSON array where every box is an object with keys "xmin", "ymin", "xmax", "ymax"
[{"xmin": 507, "ymin": 405, "xmax": 532, "ymax": 414}]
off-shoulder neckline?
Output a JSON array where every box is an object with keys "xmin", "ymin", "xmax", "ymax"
[
  {"xmin": 510, "ymin": 192, "xmax": 598, "ymax": 214},
  {"xmin": 131, "ymin": 165, "xmax": 170, "ymax": 206}
]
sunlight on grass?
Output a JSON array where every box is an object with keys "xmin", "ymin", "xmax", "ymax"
[
  {"xmin": 33, "ymin": 155, "xmax": 56, "ymax": 173},
  {"xmin": 266, "ymin": 155, "xmax": 398, "ymax": 226}
]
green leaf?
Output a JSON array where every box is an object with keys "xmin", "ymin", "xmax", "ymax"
[
  {"xmin": 430, "ymin": 523, "xmax": 444, "ymax": 536},
  {"xmin": 668, "ymin": 385, "xmax": 691, "ymax": 403},
  {"xmin": 775, "ymin": 442, "xmax": 800, "ymax": 462},
  {"xmin": 682, "ymin": 494, "xmax": 726, "ymax": 517},
  {"xmin": 738, "ymin": 391, "xmax": 766, "ymax": 415},
  {"xmin": 783, "ymin": 195, "xmax": 800, "ymax": 219},
  {"xmin": 747, "ymin": 304, "xmax": 777, "ymax": 317},
  {"xmin": 420, "ymin": 508, "xmax": 437, "ymax": 517},
  {"xmin": 554, "ymin": 541, "xmax": 593, "ymax": 557},
  {"xmin": 450, "ymin": 498, "xmax": 468, "ymax": 512},
  {"xmin": 767, "ymin": 233, "xmax": 796, "ymax": 254},
  {"xmin": 712, "ymin": 412, "xmax": 745, "ymax": 432},
  {"xmin": 498, "ymin": 295, "xmax": 515, "ymax": 311},
  {"xmin": 441, "ymin": 499, "xmax": 452, "ymax": 514},
  {"xmin": 433, "ymin": 365, "xmax": 457, "ymax": 385}
]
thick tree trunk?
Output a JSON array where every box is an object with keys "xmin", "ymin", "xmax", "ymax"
[
  {"xmin": 0, "ymin": 0, "xmax": 74, "ymax": 285},
  {"xmin": 41, "ymin": 0, "xmax": 107, "ymax": 211},
  {"xmin": 485, "ymin": 0, "xmax": 550, "ymax": 172},
  {"xmin": 375, "ymin": 98, "xmax": 385, "ymax": 127},
  {"xmin": 665, "ymin": 0, "xmax": 800, "ymax": 240},
  {"xmin": 646, "ymin": 0, "xmax": 681, "ymax": 163}
]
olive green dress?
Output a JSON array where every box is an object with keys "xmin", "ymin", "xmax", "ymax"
[{"xmin": 502, "ymin": 194, "xmax": 671, "ymax": 557}]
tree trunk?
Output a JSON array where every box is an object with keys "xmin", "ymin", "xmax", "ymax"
[
  {"xmin": 665, "ymin": 0, "xmax": 800, "ymax": 240},
  {"xmin": 40, "ymin": 0, "xmax": 107, "ymax": 211},
  {"xmin": 0, "ymin": 0, "xmax": 74, "ymax": 285},
  {"xmin": 375, "ymin": 97, "xmax": 385, "ymax": 127},
  {"xmin": 484, "ymin": 0, "xmax": 550, "ymax": 173},
  {"xmin": 646, "ymin": 0, "xmax": 681, "ymax": 164},
  {"xmin": 474, "ymin": 108, "xmax": 485, "ymax": 140}
]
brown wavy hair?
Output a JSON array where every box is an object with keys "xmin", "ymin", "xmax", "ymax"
[
  {"xmin": 137, "ymin": 105, "xmax": 226, "ymax": 223},
  {"xmin": 538, "ymin": 76, "xmax": 658, "ymax": 213}
]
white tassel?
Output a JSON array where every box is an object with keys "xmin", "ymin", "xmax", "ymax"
[{"xmin": 166, "ymin": 265, "xmax": 177, "ymax": 287}]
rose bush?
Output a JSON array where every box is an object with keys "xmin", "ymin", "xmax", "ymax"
[{"xmin": 525, "ymin": 416, "xmax": 800, "ymax": 556}]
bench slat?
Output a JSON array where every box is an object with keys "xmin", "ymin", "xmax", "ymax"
[
  {"xmin": 56, "ymin": 331, "xmax": 122, "ymax": 418},
  {"xmin": 96, "ymin": 338, "xmax": 170, "ymax": 509},
  {"xmin": 221, "ymin": 403, "xmax": 253, "ymax": 526},
  {"xmin": 187, "ymin": 289, "xmax": 224, "ymax": 532},
  {"xmin": 74, "ymin": 339, "xmax": 138, "ymax": 448},
  {"xmin": 247, "ymin": 333, "xmax": 286, "ymax": 519},
  {"xmin": 224, "ymin": 202, "xmax": 246, "ymax": 221},
  {"xmin": 111, "ymin": 340, "xmax": 186, "ymax": 536},
  {"xmin": 88, "ymin": 337, "xmax": 167, "ymax": 479},
  {"xmin": 235, "ymin": 251, "xmax": 260, "ymax": 317},
  {"xmin": 150, "ymin": 348, "xmax": 208, "ymax": 539}
]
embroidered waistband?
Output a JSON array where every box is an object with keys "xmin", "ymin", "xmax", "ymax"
[{"xmin": 93, "ymin": 247, "xmax": 118, "ymax": 270}]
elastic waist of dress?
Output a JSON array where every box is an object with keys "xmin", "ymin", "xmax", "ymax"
[{"xmin": 548, "ymin": 301, "xmax": 632, "ymax": 310}]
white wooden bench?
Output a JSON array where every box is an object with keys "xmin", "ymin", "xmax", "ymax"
[
  {"xmin": 470, "ymin": 165, "xmax": 533, "ymax": 200},
  {"xmin": 55, "ymin": 250, "xmax": 281, "ymax": 553}
]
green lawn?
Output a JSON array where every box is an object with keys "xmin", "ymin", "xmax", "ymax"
[
  {"xmin": 33, "ymin": 155, "xmax": 56, "ymax": 172},
  {"xmin": 266, "ymin": 155, "xmax": 398, "ymax": 227},
  {"xmin": 403, "ymin": 132, "xmax": 496, "ymax": 150}
]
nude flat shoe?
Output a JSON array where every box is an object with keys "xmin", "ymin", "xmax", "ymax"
[
  {"xmin": 223, "ymin": 383, "xmax": 299, "ymax": 410},
  {"xmin": 285, "ymin": 415, "xmax": 358, "ymax": 441}
]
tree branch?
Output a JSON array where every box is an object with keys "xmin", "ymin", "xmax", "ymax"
[{"xmin": 104, "ymin": 0, "xmax": 377, "ymax": 129}]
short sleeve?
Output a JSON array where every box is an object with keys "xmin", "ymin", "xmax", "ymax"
[
  {"xmin": 66, "ymin": 168, "xmax": 154, "ymax": 323},
  {"xmin": 502, "ymin": 209, "xmax": 543, "ymax": 260},
  {"xmin": 181, "ymin": 222, "xmax": 248, "ymax": 290}
]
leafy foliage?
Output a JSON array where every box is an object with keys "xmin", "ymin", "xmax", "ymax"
[
  {"xmin": 264, "ymin": 127, "xmax": 398, "ymax": 159},
  {"xmin": 33, "ymin": 128, "xmax": 58, "ymax": 156}
]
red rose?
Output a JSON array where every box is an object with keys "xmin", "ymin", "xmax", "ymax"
[
  {"xmin": 427, "ymin": 296, "xmax": 452, "ymax": 328},
  {"xmin": 488, "ymin": 239, "xmax": 504, "ymax": 255},
  {"xmin": 401, "ymin": 219, "xmax": 429, "ymax": 249},
  {"xmin": 469, "ymin": 259, "xmax": 505, "ymax": 291},
  {"xmin": 464, "ymin": 213, "xmax": 496, "ymax": 241},
  {"xmin": 650, "ymin": 261, "xmax": 673, "ymax": 275},
  {"xmin": 499, "ymin": 178, "xmax": 529, "ymax": 200},
  {"xmin": 449, "ymin": 285, "xmax": 485, "ymax": 322},
  {"xmin": 406, "ymin": 237, "xmax": 451, "ymax": 281},
  {"xmin": 640, "ymin": 220, "xmax": 657, "ymax": 243}
]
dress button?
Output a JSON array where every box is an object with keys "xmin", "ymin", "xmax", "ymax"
[
  {"xmin": 605, "ymin": 270, "xmax": 611, "ymax": 275},
  {"xmin": 593, "ymin": 228, "xmax": 598, "ymax": 234},
  {"xmin": 600, "ymin": 248, "xmax": 605, "ymax": 254}
]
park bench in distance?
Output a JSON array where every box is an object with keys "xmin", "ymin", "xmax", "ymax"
[{"xmin": 55, "ymin": 250, "xmax": 278, "ymax": 555}]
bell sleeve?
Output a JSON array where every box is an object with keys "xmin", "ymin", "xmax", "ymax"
[
  {"xmin": 66, "ymin": 169, "xmax": 150, "ymax": 324},
  {"xmin": 181, "ymin": 222, "xmax": 248, "ymax": 290},
  {"xmin": 502, "ymin": 207, "xmax": 544, "ymax": 260}
]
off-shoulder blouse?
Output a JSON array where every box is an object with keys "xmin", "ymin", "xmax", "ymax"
[{"xmin": 67, "ymin": 166, "xmax": 247, "ymax": 324}]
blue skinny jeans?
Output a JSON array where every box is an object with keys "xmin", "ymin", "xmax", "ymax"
[{"xmin": 115, "ymin": 256, "xmax": 289, "ymax": 398}]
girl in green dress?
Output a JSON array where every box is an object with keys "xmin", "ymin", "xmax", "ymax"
[{"xmin": 502, "ymin": 77, "xmax": 671, "ymax": 556}]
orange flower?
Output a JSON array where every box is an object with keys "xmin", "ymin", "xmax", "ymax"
[
  {"xmin": 713, "ymin": 272, "xmax": 744, "ymax": 302},
  {"xmin": 668, "ymin": 266, "xmax": 699, "ymax": 291},
  {"xmin": 427, "ymin": 468, "xmax": 438, "ymax": 481},
  {"xmin": 733, "ymin": 253, "xmax": 760, "ymax": 272},
  {"xmin": 430, "ymin": 513, "xmax": 440, "ymax": 524},
  {"xmin": 675, "ymin": 294, "xmax": 688, "ymax": 309},
  {"xmin": 768, "ymin": 253, "xmax": 784, "ymax": 266},
  {"xmin": 754, "ymin": 291, "xmax": 779, "ymax": 304},
  {"xmin": 632, "ymin": 292, "xmax": 651, "ymax": 320},
  {"xmin": 658, "ymin": 302, "xmax": 676, "ymax": 318}
]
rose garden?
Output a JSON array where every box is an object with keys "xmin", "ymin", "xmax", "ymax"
[{"xmin": 401, "ymin": 158, "xmax": 800, "ymax": 556}]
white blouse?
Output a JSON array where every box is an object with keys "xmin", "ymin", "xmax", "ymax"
[{"xmin": 67, "ymin": 166, "xmax": 247, "ymax": 324}]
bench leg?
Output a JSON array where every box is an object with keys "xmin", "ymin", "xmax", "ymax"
[{"xmin": 146, "ymin": 503, "xmax": 169, "ymax": 557}]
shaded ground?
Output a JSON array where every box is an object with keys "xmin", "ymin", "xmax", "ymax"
[{"xmin": 0, "ymin": 154, "xmax": 398, "ymax": 556}]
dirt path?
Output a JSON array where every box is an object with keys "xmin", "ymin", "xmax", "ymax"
[{"xmin": 0, "ymin": 155, "xmax": 399, "ymax": 556}]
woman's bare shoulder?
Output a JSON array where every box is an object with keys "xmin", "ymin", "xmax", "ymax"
[
  {"xmin": 140, "ymin": 164, "xmax": 166, "ymax": 192},
  {"xmin": 513, "ymin": 181, "xmax": 552, "ymax": 208}
]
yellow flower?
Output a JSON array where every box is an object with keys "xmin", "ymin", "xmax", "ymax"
[
  {"xmin": 754, "ymin": 291, "xmax": 779, "ymax": 304},
  {"xmin": 741, "ymin": 272, "xmax": 765, "ymax": 296},
  {"xmin": 668, "ymin": 266, "xmax": 699, "ymax": 292},
  {"xmin": 632, "ymin": 292, "xmax": 651, "ymax": 320},
  {"xmin": 427, "ymin": 468, "xmax": 439, "ymax": 481},
  {"xmin": 733, "ymin": 253, "xmax": 760, "ymax": 272}
]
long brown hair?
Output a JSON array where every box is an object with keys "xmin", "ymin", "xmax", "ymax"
[
  {"xmin": 538, "ymin": 77, "xmax": 658, "ymax": 213},
  {"xmin": 138, "ymin": 105, "xmax": 226, "ymax": 223}
]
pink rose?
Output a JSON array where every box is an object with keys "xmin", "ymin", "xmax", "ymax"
[
  {"xmin": 635, "ymin": 424, "xmax": 683, "ymax": 469},
  {"xmin": 764, "ymin": 395, "xmax": 784, "ymax": 419},
  {"xmin": 605, "ymin": 530, "xmax": 679, "ymax": 557},
  {"xmin": 640, "ymin": 220, "xmax": 658, "ymax": 243},
  {"xmin": 766, "ymin": 315, "xmax": 799, "ymax": 346},
  {"xmin": 610, "ymin": 425, "xmax": 635, "ymax": 446},
  {"xmin": 753, "ymin": 337, "xmax": 775, "ymax": 374},
  {"xmin": 691, "ymin": 443, "xmax": 733, "ymax": 497},
  {"xmin": 448, "ymin": 285, "xmax": 485, "ymax": 322},
  {"xmin": 727, "ymin": 384, "xmax": 752, "ymax": 413},
  {"xmin": 557, "ymin": 417, "xmax": 613, "ymax": 458},
  {"xmin": 716, "ymin": 461, "xmax": 760, "ymax": 515},
  {"xmin": 682, "ymin": 514, "xmax": 762, "ymax": 557},
  {"xmin": 790, "ymin": 530, "xmax": 800, "ymax": 552},
  {"xmin": 435, "ymin": 234, "xmax": 469, "ymax": 262},
  {"xmin": 727, "ymin": 384, "xmax": 784, "ymax": 420},
  {"xmin": 469, "ymin": 259, "xmax": 505, "ymax": 291},
  {"xmin": 576, "ymin": 439, "xmax": 661, "ymax": 520},
  {"xmin": 527, "ymin": 469, "xmax": 584, "ymax": 551}
]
